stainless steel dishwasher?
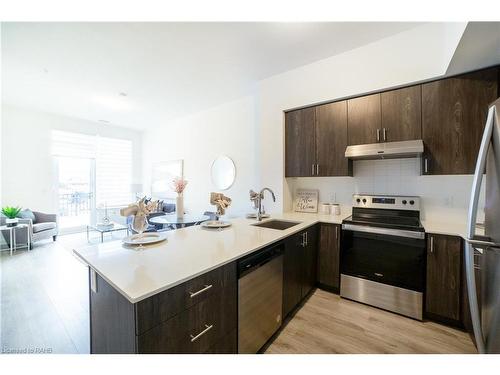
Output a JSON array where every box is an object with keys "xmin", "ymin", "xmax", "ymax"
[{"xmin": 238, "ymin": 244, "xmax": 283, "ymax": 354}]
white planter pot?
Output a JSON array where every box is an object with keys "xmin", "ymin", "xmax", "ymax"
[
  {"xmin": 6, "ymin": 218, "xmax": 18, "ymax": 227},
  {"xmin": 176, "ymin": 195, "xmax": 184, "ymax": 219}
]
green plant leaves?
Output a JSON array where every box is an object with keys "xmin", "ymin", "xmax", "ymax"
[{"xmin": 1, "ymin": 206, "xmax": 22, "ymax": 219}]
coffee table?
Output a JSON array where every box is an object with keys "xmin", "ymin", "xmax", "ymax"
[{"xmin": 87, "ymin": 223, "xmax": 130, "ymax": 243}]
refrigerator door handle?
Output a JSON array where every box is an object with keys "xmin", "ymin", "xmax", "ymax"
[
  {"xmin": 466, "ymin": 238, "xmax": 500, "ymax": 249},
  {"xmin": 465, "ymin": 104, "xmax": 496, "ymax": 354}
]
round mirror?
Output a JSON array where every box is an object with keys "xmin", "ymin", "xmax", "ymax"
[{"xmin": 211, "ymin": 155, "xmax": 236, "ymax": 190}]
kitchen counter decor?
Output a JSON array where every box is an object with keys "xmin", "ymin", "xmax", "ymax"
[
  {"xmin": 172, "ymin": 177, "xmax": 188, "ymax": 219},
  {"xmin": 120, "ymin": 198, "xmax": 161, "ymax": 247},
  {"xmin": 210, "ymin": 192, "xmax": 232, "ymax": 217}
]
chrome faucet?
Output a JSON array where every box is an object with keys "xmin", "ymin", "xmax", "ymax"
[{"xmin": 252, "ymin": 187, "xmax": 276, "ymax": 221}]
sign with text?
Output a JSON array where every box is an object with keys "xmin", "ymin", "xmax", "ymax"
[{"xmin": 294, "ymin": 189, "xmax": 319, "ymax": 213}]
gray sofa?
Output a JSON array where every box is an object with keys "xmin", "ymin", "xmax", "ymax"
[{"xmin": 1, "ymin": 210, "xmax": 58, "ymax": 249}]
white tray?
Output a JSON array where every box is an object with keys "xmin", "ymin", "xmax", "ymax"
[
  {"xmin": 201, "ymin": 220, "xmax": 232, "ymax": 229},
  {"xmin": 122, "ymin": 232, "xmax": 167, "ymax": 245}
]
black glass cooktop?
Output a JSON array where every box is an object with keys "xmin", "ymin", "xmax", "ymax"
[{"xmin": 343, "ymin": 207, "xmax": 424, "ymax": 232}]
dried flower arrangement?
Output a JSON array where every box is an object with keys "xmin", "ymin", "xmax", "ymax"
[{"xmin": 172, "ymin": 177, "xmax": 188, "ymax": 195}]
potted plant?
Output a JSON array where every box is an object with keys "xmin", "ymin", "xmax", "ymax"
[
  {"xmin": 172, "ymin": 177, "xmax": 188, "ymax": 219},
  {"xmin": 2, "ymin": 206, "xmax": 22, "ymax": 227}
]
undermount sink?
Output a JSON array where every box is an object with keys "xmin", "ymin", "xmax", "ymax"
[{"xmin": 252, "ymin": 220, "xmax": 301, "ymax": 230}]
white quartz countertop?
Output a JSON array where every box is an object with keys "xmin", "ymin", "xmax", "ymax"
[
  {"xmin": 421, "ymin": 217, "xmax": 483, "ymax": 239},
  {"xmin": 74, "ymin": 206, "xmax": 480, "ymax": 304},
  {"xmin": 73, "ymin": 211, "xmax": 351, "ymax": 304}
]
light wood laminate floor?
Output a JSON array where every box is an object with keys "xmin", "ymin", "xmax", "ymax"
[
  {"xmin": 1, "ymin": 230, "xmax": 126, "ymax": 354},
  {"xmin": 266, "ymin": 289, "xmax": 477, "ymax": 354}
]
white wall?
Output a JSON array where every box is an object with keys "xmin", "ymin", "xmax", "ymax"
[
  {"xmin": 1, "ymin": 104, "xmax": 143, "ymax": 213},
  {"xmin": 142, "ymin": 23, "xmax": 476, "ymax": 220},
  {"xmin": 142, "ymin": 95, "xmax": 256, "ymax": 217}
]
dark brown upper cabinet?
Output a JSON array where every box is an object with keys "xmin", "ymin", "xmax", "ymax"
[
  {"xmin": 347, "ymin": 93, "xmax": 382, "ymax": 145},
  {"xmin": 285, "ymin": 102, "xmax": 351, "ymax": 177},
  {"xmin": 426, "ymin": 234, "xmax": 463, "ymax": 323},
  {"xmin": 315, "ymin": 101, "xmax": 351, "ymax": 176},
  {"xmin": 285, "ymin": 107, "xmax": 316, "ymax": 177},
  {"xmin": 422, "ymin": 68, "xmax": 498, "ymax": 175},
  {"xmin": 381, "ymin": 85, "xmax": 422, "ymax": 142}
]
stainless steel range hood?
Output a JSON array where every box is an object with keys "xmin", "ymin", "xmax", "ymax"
[{"xmin": 345, "ymin": 140, "xmax": 424, "ymax": 160}]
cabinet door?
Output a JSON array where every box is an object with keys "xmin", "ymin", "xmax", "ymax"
[
  {"xmin": 317, "ymin": 224, "xmax": 340, "ymax": 291},
  {"xmin": 381, "ymin": 85, "xmax": 422, "ymax": 142},
  {"xmin": 302, "ymin": 225, "xmax": 318, "ymax": 299},
  {"xmin": 283, "ymin": 233, "xmax": 304, "ymax": 318},
  {"xmin": 422, "ymin": 68, "xmax": 498, "ymax": 175},
  {"xmin": 315, "ymin": 101, "xmax": 351, "ymax": 176},
  {"xmin": 285, "ymin": 107, "xmax": 316, "ymax": 177},
  {"xmin": 426, "ymin": 234, "xmax": 462, "ymax": 322},
  {"xmin": 347, "ymin": 93, "xmax": 382, "ymax": 145}
]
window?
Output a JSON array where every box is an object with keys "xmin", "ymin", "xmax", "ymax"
[
  {"xmin": 95, "ymin": 136, "xmax": 133, "ymax": 207},
  {"xmin": 51, "ymin": 130, "xmax": 133, "ymax": 207}
]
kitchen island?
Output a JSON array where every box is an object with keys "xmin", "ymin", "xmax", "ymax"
[{"xmin": 74, "ymin": 212, "xmax": 350, "ymax": 353}]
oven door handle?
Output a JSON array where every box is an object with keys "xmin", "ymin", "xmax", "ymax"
[{"xmin": 342, "ymin": 223, "xmax": 425, "ymax": 239}]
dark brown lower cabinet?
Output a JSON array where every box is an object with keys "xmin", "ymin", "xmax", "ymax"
[
  {"xmin": 89, "ymin": 262, "xmax": 237, "ymax": 354},
  {"xmin": 282, "ymin": 232, "xmax": 304, "ymax": 319},
  {"xmin": 425, "ymin": 234, "xmax": 463, "ymax": 325},
  {"xmin": 302, "ymin": 225, "xmax": 318, "ymax": 299},
  {"xmin": 283, "ymin": 225, "xmax": 319, "ymax": 319},
  {"xmin": 317, "ymin": 224, "xmax": 341, "ymax": 291},
  {"xmin": 204, "ymin": 330, "xmax": 237, "ymax": 354}
]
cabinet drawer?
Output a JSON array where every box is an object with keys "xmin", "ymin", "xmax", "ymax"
[
  {"xmin": 137, "ymin": 288, "xmax": 237, "ymax": 353},
  {"xmin": 135, "ymin": 261, "xmax": 236, "ymax": 335},
  {"xmin": 204, "ymin": 329, "xmax": 237, "ymax": 354}
]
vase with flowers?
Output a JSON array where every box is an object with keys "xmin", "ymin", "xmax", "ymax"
[{"xmin": 172, "ymin": 177, "xmax": 188, "ymax": 219}]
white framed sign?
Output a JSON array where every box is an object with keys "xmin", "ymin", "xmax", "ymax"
[{"xmin": 294, "ymin": 189, "xmax": 319, "ymax": 213}]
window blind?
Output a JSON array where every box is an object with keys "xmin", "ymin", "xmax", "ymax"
[
  {"xmin": 95, "ymin": 136, "xmax": 133, "ymax": 207},
  {"xmin": 51, "ymin": 130, "xmax": 133, "ymax": 207}
]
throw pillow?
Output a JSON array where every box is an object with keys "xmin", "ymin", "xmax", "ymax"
[{"xmin": 17, "ymin": 209, "xmax": 36, "ymax": 221}]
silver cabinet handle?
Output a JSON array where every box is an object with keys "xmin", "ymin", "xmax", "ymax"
[
  {"xmin": 189, "ymin": 284, "xmax": 213, "ymax": 298},
  {"xmin": 316, "ymin": 164, "xmax": 319, "ymax": 175},
  {"xmin": 383, "ymin": 128, "xmax": 387, "ymax": 142},
  {"xmin": 311, "ymin": 164, "xmax": 315, "ymax": 176},
  {"xmin": 430, "ymin": 235, "xmax": 434, "ymax": 253},
  {"xmin": 424, "ymin": 158, "xmax": 429, "ymax": 173},
  {"xmin": 301, "ymin": 232, "xmax": 306, "ymax": 247},
  {"xmin": 190, "ymin": 324, "xmax": 213, "ymax": 342},
  {"xmin": 376, "ymin": 128, "xmax": 380, "ymax": 142},
  {"xmin": 305, "ymin": 231, "xmax": 308, "ymax": 246},
  {"xmin": 335, "ymin": 226, "xmax": 339, "ymax": 240}
]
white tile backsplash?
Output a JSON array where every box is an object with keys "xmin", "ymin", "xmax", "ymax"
[{"xmin": 286, "ymin": 158, "xmax": 485, "ymax": 222}]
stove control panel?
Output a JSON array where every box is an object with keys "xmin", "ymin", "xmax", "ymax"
[{"xmin": 352, "ymin": 194, "xmax": 420, "ymax": 210}]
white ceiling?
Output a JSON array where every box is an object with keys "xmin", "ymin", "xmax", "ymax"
[{"xmin": 1, "ymin": 22, "xmax": 423, "ymax": 130}]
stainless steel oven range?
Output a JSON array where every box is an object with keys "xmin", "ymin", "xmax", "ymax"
[{"xmin": 340, "ymin": 194, "xmax": 426, "ymax": 320}]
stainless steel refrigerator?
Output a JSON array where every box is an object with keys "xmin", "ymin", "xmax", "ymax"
[{"xmin": 466, "ymin": 97, "xmax": 500, "ymax": 354}]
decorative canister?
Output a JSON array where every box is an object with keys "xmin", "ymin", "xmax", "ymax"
[
  {"xmin": 319, "ymin": 203, "xmax": 331, "ymax": 215},
  {"xmin": 331, "ymin": 204, "xmax": 341, "ymax": 216}
]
